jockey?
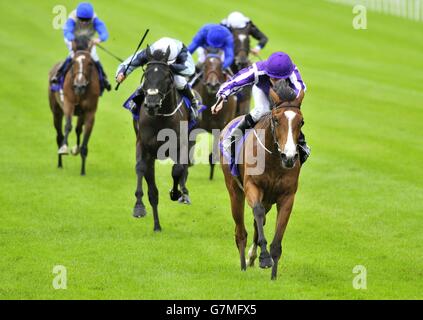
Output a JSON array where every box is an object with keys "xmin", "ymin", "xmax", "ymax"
[
  {"xmin": 188, "ymin": 24, "xmax": 234, "ymax": 71},
  {"xmin": 115, "ymin": 37, "xmax": 200, "ymax": 122},
  {"xmin": 213, "ymin": 52, "xmax": 311, "ymax": 165},
  {"xmin": 51, "ymin": 2, "xmax": 111, "ymax": 91},
  {"xmin": 221, "ymin": 11, "xmax": 268, "ymax": 57}
]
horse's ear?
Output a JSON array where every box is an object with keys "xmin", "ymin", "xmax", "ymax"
[
  {"xmin": 164, "ymin": 45, "xmax": 171, "ymax": 61},
  {"xmin": 71, "ymin": 40, "xmax": 77, "ymax": 52},
  {"xmin": 146, "ymin": 45, "xmax": 152, "ymax": 60}
]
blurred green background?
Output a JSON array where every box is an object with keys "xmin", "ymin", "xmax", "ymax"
[{"xmin": 0, "ymin": 0, "xmax": 422, "ymax": 299}]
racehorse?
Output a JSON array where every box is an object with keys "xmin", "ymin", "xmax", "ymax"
[
  {"xmin": 220, "ymin": 95, "xmax": 303, "ymax": 280},
  {"xmin": 48, "ymin": 35, "xmax": 100, "ymax": 175},
  {"xmin": 132, "ymin": 46, "xmax": 191, "ymax": 231},
  {"xmin": 194, "ymin": 53, "xmax": 236, "ymax": 180},
  {"xmin": 231, "ymin": 27, "xmax": 252, "ymax": 117}
]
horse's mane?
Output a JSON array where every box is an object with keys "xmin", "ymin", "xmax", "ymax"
[
  {"xmin": 150, "ymin": 50, "xmax": 167, "ymax": 63},
  {"xmin": 74, "ymin": 34, "xmax": 91, "ymax": 51}
]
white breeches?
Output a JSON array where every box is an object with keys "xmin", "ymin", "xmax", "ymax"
[{"xmin": 250, "ymin": 85, "xmax": 272, "ymax": 122}]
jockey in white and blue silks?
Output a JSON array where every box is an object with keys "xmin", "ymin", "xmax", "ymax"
[
  {"xmin": 214, "ymin": 52, "xmax": 311, "ymax": 164},
  {"xmin": 115, "ymin": 37, "xmax": 200, "ymax": 122},
  {"xmin": 188, "ymin": 24, "xmax": 234, "ymax": 71},
  {"xmin": 51, "ymin": 2, "xmax": 111, "ymax": 91}
]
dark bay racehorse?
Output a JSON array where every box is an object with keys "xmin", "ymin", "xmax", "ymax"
[
  {"xmin": 220, "ymin": 100, "xmax": 303, "ymax": 280},
  {"xmin": 231, "ymin": 28, "xmax": 252, "ymax": 117},
  {"xmin": 194, "ymin": 54, "xmax": 236, "ymax": 179},
  {"xmin": 48, "ymin": 35, "xmax": 100, "ymax": 175},
  {"xmin": 132, "ymin": 46, "xmax": 191, "ymax": 231}
]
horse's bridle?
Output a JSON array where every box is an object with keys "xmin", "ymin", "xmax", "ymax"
[
  {"xmin": 202, "ymin": 54, "xmax": 226, "ymax": 85},
  {"xmin": 269, "ymin": 106, "xmax": 303, "ymax": 157},
  {"xmin": 71, "ymin": 50, "xmax": 93, "ymax": 87},
  {"xmin": 141, "ymin": 60, "xmax": 175, "ymax": 110}
]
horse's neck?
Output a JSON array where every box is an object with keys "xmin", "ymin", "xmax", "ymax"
[{"xmin": 160, "ymin": 88, "xmax": 178, "ymax": 114}]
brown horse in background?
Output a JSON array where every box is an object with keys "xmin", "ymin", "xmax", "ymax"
[
  {"xmin": 231, "ymin": 28, "xmax": 252, "ymax": 117},
  {"xmin": 194, "ymin": 54, "xmax": 236, "ymax": 179},
  {"xmin": 48, "ymin": 35, "xmax": 100, "ymax": 175},
  {"xmin": 220, "ymin": 99, "xmax": 304, "ymax": 280}
]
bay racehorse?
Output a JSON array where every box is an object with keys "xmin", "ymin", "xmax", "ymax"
[
  {"xmin": 231, "ymin": 27, "xmax": 252, "ymax": 117},
  {"xmin": 48, "ymin": 35, "xmax": 100, "ymax": 175},
  {"xmin": 220, "ymin": 98, "xmax": 303, "ymax": 280},
  {"xmin": 132, "ymin": 46, "xmax": 191, "ymax": 231},
  {"xmin": 193, "ymin": 53, "xmax": 236, "ymax": 180}
]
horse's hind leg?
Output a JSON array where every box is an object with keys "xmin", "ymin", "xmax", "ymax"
[
  {"xmin": 270, "ymin": 194, "xmax": 295, "ymax": 280},
  {"xmin": 245, "ymin": 181, "xmax": 272, "ymax": 269},
  {"xmin": 53, "ymin": 109, "xmax": 64, "ymax": 168},
  {"xmin": 247, "ymin": 220, "xmax": 258, "ymax": 267},
  {"xmin": 170, "ymin": 164, "xmax": 183, "ymax": 202},
  {"xmin": 80, "ymin": 112, "xmax": 95, "ymax": 176},
  {"xmin": 230, "ymin": 187, "xmax": 247, "ymax": 271}
]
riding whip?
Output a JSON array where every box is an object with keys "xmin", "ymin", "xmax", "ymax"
[
  {"xmin": 96, "ymin": 44, "xmax": 124, "ymax": 63},
  {"xmin": 115, "ymin": 28, "xmax": 150, "ymax": 91}
]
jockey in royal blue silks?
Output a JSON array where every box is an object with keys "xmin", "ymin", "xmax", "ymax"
[
  {"xmin": 187, "ymin": 24, "xmax": 234, "ymax": 71},
  {"xmin": 51, "ymin": 2, "xmax": 111, "ymax": 91},
  {"xmin": 214, "ymin": 51, "xmax": 311, "ymax": 165},
  {"xmin": 115, "ymin": 37, "xmax": 200, "ymax": 122}
]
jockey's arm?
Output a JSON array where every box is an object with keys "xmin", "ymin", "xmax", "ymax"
[
  {"xmin": 93, "ymin": 17, "xmax": 108, "ymax": 42},
  {"xmin": 188, "ymin": 26, "xmax": 208, "ymax": 54},
  {"xmin": 223, "ymin": 35, "xmax": 235, "ymax": 69},
  {"xmin": 249, "ymin": 21, "xmax": 268, "ymax": 54},
  {"xmin": 115, "ymin": 50, "xmax": 148, "ymax": 82},
  {"xmin": 217, "ymin": 65, "xmax": 255, "ymax": 99},
  {"xmin": 170, "ymin": 46, "xmax": 189, "ymax": 73},
  {"xmin": 63, "ymin": 18, "xmax": 76, "ymax": 41}
]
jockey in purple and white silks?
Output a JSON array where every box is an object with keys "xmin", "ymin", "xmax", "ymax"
[
  {"xmin": 188, "ymin": 24, "xmax": 234, "ymax": 71},
  {"xmin": 214, "ymin": 51, "xmax": 311, "ymax": 164},
  {"xmin": 115, "ymin": 37, "xmax": 200, "ymax": 122},
  {"xmin": 51, "ymin": 2, "xmax": 111, "ymax": 91}
]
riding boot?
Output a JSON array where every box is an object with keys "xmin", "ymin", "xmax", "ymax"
[
  {"xmin": 51, "ymin": 57, "xmax": 72, "ymax": 84},
  {"xmin": 178, "ymin": 84, "xmax": 200, "ymax": 122},
  {"xmin": 95, "ymin": 61, "xmax": 111, "ymax": 91},
  {"xmin": 298, "ymin": 131, "xmax": 311, "ymax": 165},
  {"xmin": 130, "ymin": 88, "xmax": 144, "ymax": 117},
  {"xmin": 223, "ymin": 113, "xmax": 256, "ymax": 161}
]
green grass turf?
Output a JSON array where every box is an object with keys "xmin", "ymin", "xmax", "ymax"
[{"xmin": 0, "ymin": 0, "xmax": 422, "ymax": 299}]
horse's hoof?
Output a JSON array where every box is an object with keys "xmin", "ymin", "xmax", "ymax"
[
  {"xmin": 178, "ymin": 194, "xmax": 191, "ymax": 205},
  {"xmin": 154, "ymin": 225, "xmax": 162, "ymax": 232},
  {"xmin": 71, "ymin": 146, "xmax": 80, "ymax": 156},
  {"xmin": 58, "ymin": 145, "xmax": 69, "ymax": 155},
  {"xmin": 259, "ymin": 255, "xmax": 273, "ymax": 269},
  {"xmin": 169, "ymin": 189, "xmax": 182, "ymax": 201},
  {"xmin": 133, "ymin": 205, "xmax": 147, "ymax": 218}
]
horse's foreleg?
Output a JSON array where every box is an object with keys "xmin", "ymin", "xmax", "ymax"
[
  {"xmin": 59, "ymin": 102, "xmax": 73, "ymax": 155},
  {"xmin": 144, "ymin": 157, "xmax": 160, "ymax": 231},
  {"xmin": 270, "ymin": 194, "xmax": 295, "ymax": 280},
  {"xmin": 80, "ymin": 112, "xmax": 95, "ymax": 176},
  {"xmin": 170, "ymin": 164, "xmax": 183, "ymax": 202},
  {"xmin": 133, "ymin": 136, "xmax": 147, "ymax": 218},
  {"xmin": 245, "ymin": 182, "xmax": 272, "ymax": 269},
  {"xmin": 177, "ymin": 164, "xmax": 191, "ymax": 204},
  {"xmin": 72, "ymin": 115, "xmax": 84, "ymax": 156}
]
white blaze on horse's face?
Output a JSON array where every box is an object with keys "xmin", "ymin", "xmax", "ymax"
[
  {"xmin": 283, "ymin": 110, "xmax": 298, "ymax": 159},
  {"xmin": 147, "ymin": 89, "xmax": 159, "ymax": 95},
  {"xmin": 76, "ymin": 55, "xmax": 86, "ymax": 82}
]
